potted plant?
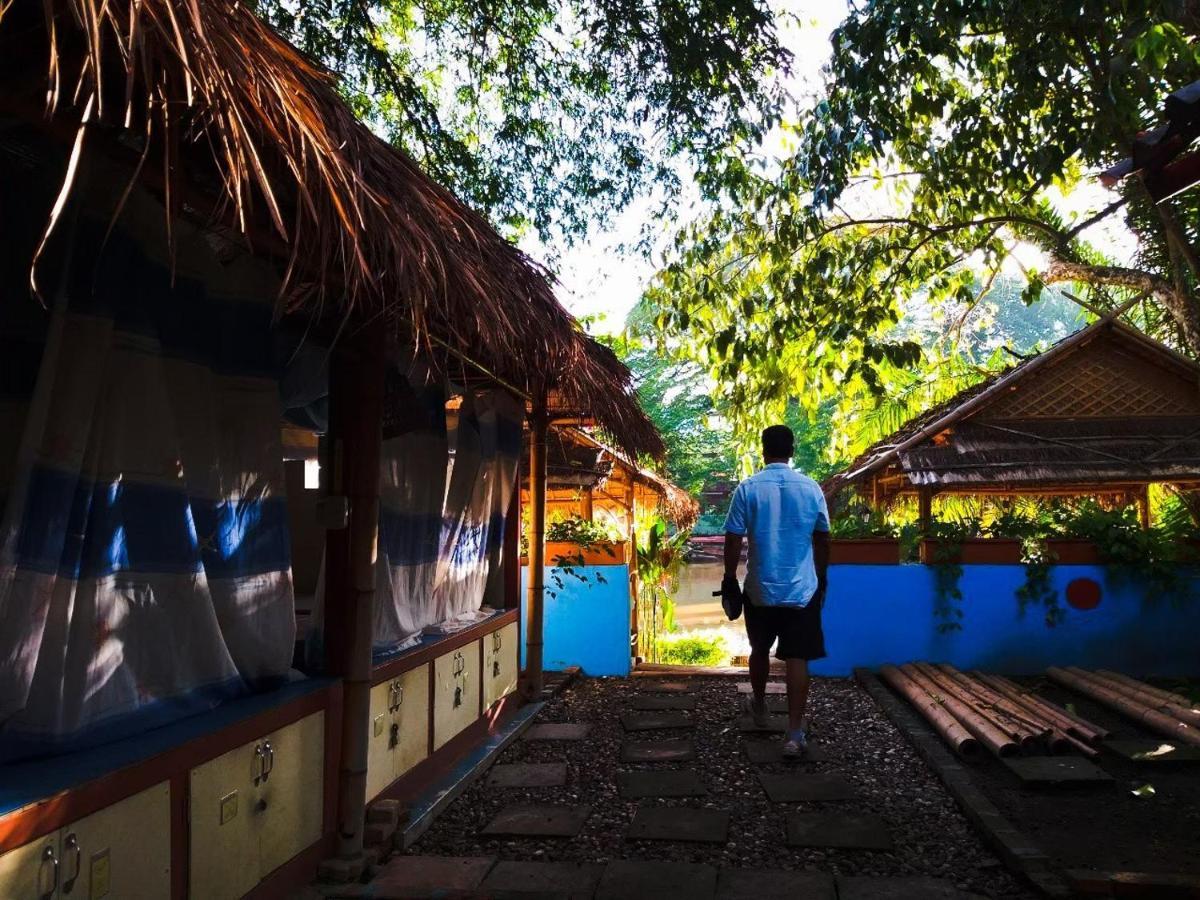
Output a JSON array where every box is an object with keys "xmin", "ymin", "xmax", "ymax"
[
  {"xmin": 828, "ymin": 512, "xmax": 901, "ymax": 564},
  {"xmin": 539, "ymin": 514, "xmax": 625, "ymax": 565}
]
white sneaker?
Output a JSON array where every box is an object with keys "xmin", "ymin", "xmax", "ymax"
[
  {"xmin": 782, "ymin": 728, "xmax": 808, "ymax": 759},
  {"xmin": 741, "ymin": 694, "xmax": 769, "ymax": 728}
]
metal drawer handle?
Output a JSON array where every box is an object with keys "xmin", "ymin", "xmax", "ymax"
[
  {"xmin": 62, "ymin": 833, "xmax": 81, "ymax": 893},
  {"xmin": 253, "ymin": 743, "xmax": 265, "ymax": 784},
  {"xmin": 38, "ymin": 846, "xmax": 59, "ymax": 900},
  {"xmin": 262, "ymin": 740, "xmax": 275, "ymax": 780},
  {"xmin": 394, "ymin": 682, "xmax": 403, "ymax": 708}
]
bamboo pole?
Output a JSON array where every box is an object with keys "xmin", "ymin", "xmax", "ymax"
[
  {"xmin": 324, "ymin": 328, "xmax": 385, "ymax": 860},
  {"xmin": 937, "ymin": 665, "xmax": 1053, "ymax": 746},
  {"xmin": 974, "ymin": 672, "xmax": 1106, "ymax": 744},
  {"xmin": 522, "ymin": 398, "xmax": 548, "ymax": 700},
  {"xmin": 900, "ymin": 664, "xmax": 1018, "ymax": 756},
  {"xmin": 1095, "ymin": 669, "xmax": 1196, "ymax": 711},
  {"xmin": 912, "ymin": 663, "xmax": 1032, "ymax": 745},
  {"xmin": 985, "ymin": 673, "xmax": 1110, "ymax": 741},
  {"xmin": 1047, "ymin": 667, "xmax": 1200, "ymax": 748},
  {"xmin": 880, "ymin": 665, "xmax": 979, "ymax": 757},
  {"xmin": 1068, "ymin": 668, "xmax": 1200, "ymax": 729}
]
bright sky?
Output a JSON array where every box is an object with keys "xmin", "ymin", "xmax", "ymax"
[{"xmin": 524, "ymin": 1, "xmax": 851, "ymax": 334}]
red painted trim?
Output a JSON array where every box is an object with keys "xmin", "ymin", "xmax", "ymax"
[
  {"xmin": 243, "ymin": 832, "xmax": 336, "ymax": 900},
  {"xmin": 369, "ymin": 610, "xmax": 518, "ymax": 685},
  {"xmin": 0, "ymin": 683, "xmax": 340, "ymax": 855}
]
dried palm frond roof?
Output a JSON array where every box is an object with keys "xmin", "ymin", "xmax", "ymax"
[{"xmin": 0, "ymin": 0, "xmax": 663, "ymax": 459}]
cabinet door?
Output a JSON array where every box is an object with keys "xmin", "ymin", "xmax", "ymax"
[
  {"xmin": 483, "ymin": 622, "xmax": 519, "ymax": 708},
  {"xmin": 61, "ymin": 782, "xmax": 170, "ymax": 900},
  {"xmin": 433, "ymin": 641, "xmax": 480, "ymax": 751},
  {"xmin": 190, "ymin": 740, "xmax": 261, "ymax": 900},
  {"xmin": 257, "ymin": 711, "xmax": 324, "ymax": 877},
  {"xmin": 0, "ymin": 832, "xmax": 59, "ymax": 900},
  {"xmin": 394, "ymin": 665, "xmax": 430, "ymax": 777},
  {"xmin": 366, "ymin": 679, "xmax": 397, "ymax": 802}
]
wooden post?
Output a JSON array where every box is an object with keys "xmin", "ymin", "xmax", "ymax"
[
  {"xmin": 323, "ymin": 327, "xmax": 385, "ymax": 861},
  {"xmin": 580, "ymin": 487, "xmax": 594, "ymax": 521},
  {"xmin": 522, "ymin": 398, "xmax": 548, "ymax": 699},
  {"xmin": 626, "ymin": 474, "xmax": 639, "ymax": 662},
  {"xmin": 918, "ymin": 487, "xmax": 934, "ymax": 535},
  {"xmin": 1137, "ymin": 485, "xmax": 1152, "ymax": 529},
  {"xmin": 504, "ymin": 458, "xmax": 522, "ymax": 610}
]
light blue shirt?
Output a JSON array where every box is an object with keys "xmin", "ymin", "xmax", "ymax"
[{"xmin": 724, "ymin": 463, "xmax": 830, "ymax": 608}]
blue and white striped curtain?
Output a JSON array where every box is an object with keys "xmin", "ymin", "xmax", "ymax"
[{"xmin": 0, "ymin": 166, "xmax": 295, "ymax": 760}]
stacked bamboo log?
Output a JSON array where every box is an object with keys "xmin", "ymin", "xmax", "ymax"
[
  {"xmin": 880, "ymin": 663, "xmax": 1108, "ymax": 759},
  {"xmin": 1046, "ymin": 667, "xmax": 1200, "ymax": 749}
]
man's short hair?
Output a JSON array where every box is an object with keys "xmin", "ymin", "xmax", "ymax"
[{"xmin": 762, "ymin": 424, "xmax": 795, "ymax": 459}]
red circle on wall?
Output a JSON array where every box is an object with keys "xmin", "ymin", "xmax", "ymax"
[{"xmin": 1066, "ymin": 578, "xmax": 1102, "ymax": 610}]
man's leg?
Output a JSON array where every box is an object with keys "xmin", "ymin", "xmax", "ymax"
[
  {"xmin": 785, "ymin": 658, "xmax": 810, "ymax": 732},
  {"xmin": 749, "ymin": 642, "xmax": 770, "ymax": 703}
]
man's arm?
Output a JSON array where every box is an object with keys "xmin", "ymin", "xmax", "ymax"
[
  {"xmin": 813, "ymin": 529, "xmax": 830, "ymax": 594},
  {"xmin": 724, "ymin": 532, "xmax": 744, "ymax": 579}
]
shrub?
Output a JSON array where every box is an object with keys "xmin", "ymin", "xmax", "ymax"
[{"xmin": 654, "ymin": 633, "xmax": 728, "ymax": 666}]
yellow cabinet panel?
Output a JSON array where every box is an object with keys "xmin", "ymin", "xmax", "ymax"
[
  {"xmin": 257, "ymin": 711, "xmax": 324, "ymax": 877},
  {"xmin": 64, "ymin": 782, "xmax": 170, "ymax": 900},
  {"xmin": 189, "ymin": 741, "xmax": 261, "ymax": 900},
  {"xmin": 366, "ymin": 679, "xmax": 398, "ymax": 802},
  {"xmin": 433, "ymin": 641, "xmax": 480, "ymax": 751},
  {"xmin": 483, "ymin": 622, "xmax": 519, "ymax": 709},
  {"xmin": 394, "ymin": 665, "xmax": 430, "ymax": 778},
  {"xmin": 0, "ymin": 832, "xmax": 58, "ymax": 900}
]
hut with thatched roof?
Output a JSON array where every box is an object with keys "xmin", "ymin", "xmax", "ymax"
[{"xmin": 0, "ymin": 0, "xmax": 665, "ymax": 895}]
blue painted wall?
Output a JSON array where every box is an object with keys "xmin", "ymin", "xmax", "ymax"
[
  {"xmin": 520, "ymin": 564, "xmax": 632, "ymax": 676},
  {"xmin": 813, "ymin": 564, "xmax": 1200, "ymax": 677}
]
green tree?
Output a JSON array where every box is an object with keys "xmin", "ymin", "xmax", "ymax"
[
  {"xmin": 654, "ymin": 1, "xmax": 1200, "ymax": 431},
  {"xmin": 253, "ymin": 0, "xmax": 790, "ymax": 242}
]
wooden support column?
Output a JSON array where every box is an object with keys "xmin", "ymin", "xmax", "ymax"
[
  {"xmin": 323, "ymin": 327, "xmax": 385, "ymax": 861},
  {"xmin": 1137, "ymin": 485, "xmax": 1152, "ymax": 529},
  {"xmin": 504, "ymin": 458, "xmax": 522, "ymax": 610},
  {"xmin": 522, "ymin": 398, "xmax": 549, "ymax": 700},
  {"xmin": 580, "ymin": 487, "xmax": 595, "ymax": 520},
  {"xmin": 626, "ymin": 475, "xmax": 639, "ymax": 661},
  {"xmin": 918, "ymin": 487, "xmax": 934, "ymax": 535}
]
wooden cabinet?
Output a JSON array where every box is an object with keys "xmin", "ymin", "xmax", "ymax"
[
  {"xmin": 433, "ymin": 641, "xmax": 480, "ymax": 751},
  {"xmin": 483, "ymin": 622, "xmax": 518, "ymax": 709},
  {"xmin": 0, "ymin": 782, "xmax": 170, "ymax": 900},
  {"xmin": 367, "ymin": 666, "xmax": 430, "ymax": 800},
  {"xmin": 189, "ymin": 711, "xmax": 325, "ymax": 900}
]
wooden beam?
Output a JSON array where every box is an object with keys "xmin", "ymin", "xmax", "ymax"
[
  {"xmin": 918, "ymin": 487, "xmax": 934, "ymax": 535},
  {"xmin": 580, "ymin": 488, "xmax": 594, "ymax": 520},
  {"xmin": 504, "ymin": 457, "xmax": 522, "ymax": 610},
  {"xmin": 522, "ymin": 397, "xmax": 549, "ymax": 700},
  {"xmin": 323, "ymin": 327, "xmax": 385, "ymax": 860}
]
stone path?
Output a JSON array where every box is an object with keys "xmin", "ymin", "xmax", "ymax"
[{"xmin": 319, "ymin": 676, "xmax": 1024, "ymax": 899}]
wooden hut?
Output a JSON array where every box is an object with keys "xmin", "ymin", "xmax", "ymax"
[
  {"xmin": 0, "ymin": 1, "xmax": 662, "ymax": 897},
  {"xmin": 826, "ymin": 318, "xmax": 1200, "ymax": 523}
]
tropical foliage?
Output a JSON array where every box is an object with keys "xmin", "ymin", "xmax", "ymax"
[
  {"xmin": 254, "ymin": 0, "xmax": 790, "ymax": 242},
  {"xmin": 652, "ymin": 1, "xmax": 1200, "ymax": 439}
]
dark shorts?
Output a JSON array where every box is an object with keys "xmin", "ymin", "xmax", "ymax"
[{"xmin": 743, "ymin": 595, "xmax": 826, "ymax": 661}]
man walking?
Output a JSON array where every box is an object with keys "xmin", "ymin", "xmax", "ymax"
[{"xmin": 722, "ymin": 425, "xmax": 830, "ymax": 758}]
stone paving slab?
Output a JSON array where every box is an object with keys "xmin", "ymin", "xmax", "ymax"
[
  {"xmin": 487, "ymin": 762, "xmax": 568, "ymax": 789},
  {"xmin": 480, "ymin": 805, "xmax": 591, "ymax": 838},
  {"xmin": 786, "ymin": 812, "xmax": 893, "ymax": 850},
  {"xmin": 630, "ymin": 694, "xmax": 699, "ymax": 710},
  {"xmin": 627, "ymin": 806, "xmax": 730, "ymax": 843},
  {"xmin": 1104, "ymin": 738, "xmax": 1200, "ymax": 764},
  {"xmin": 596, "ymin": 860, "xmax": 718, "ymax": 900},
  {"xmin": 621, "ymin": 738, "xmax": 696, "ymax": 762},
  {"xmin": 640, "ymin": 680, "xmax": 694, "ymax": 694},
  {"xmin": 524, "ymin": 723, "xmax": 593, "ymax": 741},
  {"xmin": 617, "ymin": 770, "xmax": 708, "ymax": 798},
  {"xmin": 837, "ymin": 875, "xmax": 965, "ymax": 899},
  {"xmin": 1002, "ymin": 756, "xmax": 1114, "ymax": 786},
  {"xmin": 758, "ymin": 772, "xmax": 857, "ymax": 802},
  {"xmin": 736, "ymin": 714, "xmax": 789, "ymax": 733},
  {"xmin": 479, "ymin": 860, "xmax": 606, "ymax": 898},
  {"xmin": 737, "ymin": 682, "xmax": 787, "ymax": 694},
  {"xmin": 715, "ymin": 868, "xmax": 836, "ymax": 899},
  {"xmin": 621, "ymin": 711, "xmax": 695, "ymax": 732},
  {"xmin": 742, "ymin": 739, "xmax": 831, "ymax": 764},
  {"xmin": 364, "ymin": 855, "xmax": 496, "ymax": 896}
]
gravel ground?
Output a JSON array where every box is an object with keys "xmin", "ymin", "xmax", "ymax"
[
  {"xmin": 408, "ymin": 675, "xmax": 1035, "ymax": 898},
  {"xmin": 968, "ymin": 676, "xmax": 1200, "ymax": 876}
]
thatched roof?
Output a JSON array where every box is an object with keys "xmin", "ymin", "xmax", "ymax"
[
  {"xmin": 827, "ymin": 320, "xmax": 1200, "ymax": 498},
  {"xmin": 0, "ymin": 0, "xmax": 663, "ymax": 459}
]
